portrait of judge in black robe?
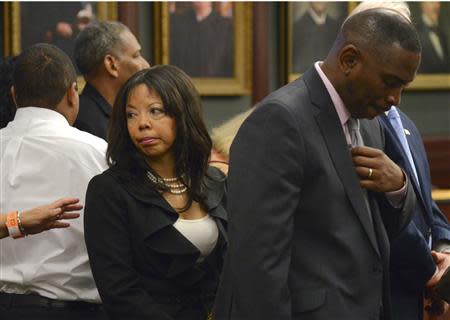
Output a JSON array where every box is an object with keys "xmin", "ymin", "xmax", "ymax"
[
  {"xmin": 170, "ymin": 2, "xmax": 234, "ymax": 78},
  {"xmin": 292, "ymin": 2, "xmax": 346, "ymax": 74},
  {"xmin": 413, "ymin": 1, "xmax": 450, "ymax": 74}
]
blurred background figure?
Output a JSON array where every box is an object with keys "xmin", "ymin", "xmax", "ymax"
[
  {"xmin": 217, "ymin": 1, "xmax": 233, "ymax": 18},
  {"xmin": 293, "ymin": 2, "xmax": 340, "ymax": 73},
  {"xmin": 210, "ymin": 108, "xmax": 253, "ymax": 175},
  {"xmin": 0, "ymin": 56, "xmax": 16, "ymax": 129},
  {"xmin": 416, "ymin": 1, "xmax": 450, "ymax": 73},
  {"xmin": 32, "ymin": 2, "xmax": 96, "ymax": 68},
  {"xmin": 170, "ymin": 1, "xmax": 233, "ymax": 77}
]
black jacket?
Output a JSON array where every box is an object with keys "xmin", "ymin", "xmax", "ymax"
[
  {"xmin": 84, "ymin": 166, "xmax": 227, "ymax": 320},
  {"xmin": 74, "ymin": 83, "xmax": 111, "ymax": 141}
]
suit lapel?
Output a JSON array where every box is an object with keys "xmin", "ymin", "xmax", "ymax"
[
  {"xmin": 402, "ymin": 121, "xmax": 433, "ymax": 214},
  {"xmin": 303, "ymin": 68, "xmax": 380, "ymax": 257},
  {"xmin": 380, "ymin": 114, "xmax": 428, "ymax": 209}
]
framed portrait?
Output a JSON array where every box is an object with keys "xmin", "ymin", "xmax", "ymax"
[
  {"xmin": 0, "ymin": 3, "xmax": 4, "ymax": 55},
  {"xmin": 154, "ymin": 2, "xmax": 252, "ymax": 96},
  {"xmin": 3, "ymin": 2, "xmax": 118, "ymax": 72},
  {"xmin": 285, "ymin": 2, "xmax": 354, "ymax": 83},
  {"xmin": 408, "ymin": 2, "xmax": 450, "ymax": 90}
]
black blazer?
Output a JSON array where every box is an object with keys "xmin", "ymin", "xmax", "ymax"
[
  {"xmin": 84, "ymin": 166, "xmax": 227, "ymax": 320},
  {"xmin": 74, "ymin": 83, "xmax": 111, "ymax": 140},
  {"xmin": 213, "ymin": 67, "xmax": 415, "ymax": 320}
]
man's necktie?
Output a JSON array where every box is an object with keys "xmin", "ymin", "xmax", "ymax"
[
  {"xmin": 388, "ymin": 107, "xmax": 419, "ymax": 187},
  {"xmin": 347, "ymin": 117, "xmax": 373, "ymax": 226},
  {"xmin": 348, "ymin": 117, "xmax": 364, "ymax": 147}
]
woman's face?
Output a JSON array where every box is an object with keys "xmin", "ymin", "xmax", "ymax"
[{"xmin": 126, "ymin": 84, "xmax": 177, "ymax": 166}]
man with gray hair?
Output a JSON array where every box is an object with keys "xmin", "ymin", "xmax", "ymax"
[{"xmin": 74, "ymin": 21, "xmax": 149, "ymax": 140}]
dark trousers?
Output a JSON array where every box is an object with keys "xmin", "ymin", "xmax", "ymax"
[{"xmin": 0, "ymin": 293, "xmax": 108, "ymax": 320}]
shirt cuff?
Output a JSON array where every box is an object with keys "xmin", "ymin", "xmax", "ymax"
[
  {"xmin": 385, "ymin": 170, "xmax": 408, "ymax": 208},
  {"xmin": 434, "ymin": 240, "xmax": 450, "ymax": 253}
]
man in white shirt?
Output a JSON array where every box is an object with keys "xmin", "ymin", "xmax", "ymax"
[{"xmin": 0, "ymin": 43, "xmax": 108, "ymax": 319}]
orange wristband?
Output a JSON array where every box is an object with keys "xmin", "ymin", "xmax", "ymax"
[{"xmin": 5, "ymin": 211, "xmax": 24, "ymax": 239}]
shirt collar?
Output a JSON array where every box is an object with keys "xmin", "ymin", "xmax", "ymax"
[
  {"xmin": 14, "ymin": 107, "xmax": 70, "ymax": 126},
  {"xmin": 314, "ymin": 61, "xmax": 351, "ymax": 126},
  {"xmin": 308, "ymin": 8, "xmax": 327, "ymax": 25}
]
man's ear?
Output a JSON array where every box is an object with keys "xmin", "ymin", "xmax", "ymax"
[
  {"xmin": 67, "ymin": 82, "xmax": 78, "ymax": 107},
  {"xmin": 104, "ymin": 54, "xmax": 119, "ymax": 78},
  {"xmin": 10, "ymin": 86, "xmax": 18, "ymax": 107},
  {"xmin": 338, "ymin": 44, "xmax": 360, "ymax": 76}
]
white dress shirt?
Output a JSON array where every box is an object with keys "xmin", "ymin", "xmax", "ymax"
[{"xmin": 0, "ymin": 107, "xmax": 108, "ymax": 303}]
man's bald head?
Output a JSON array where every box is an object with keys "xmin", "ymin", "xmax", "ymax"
[
  {"xmin": 335, "ymin": 8, "xmax": 421, "ymax": 58},
  {"xmin": 321, "ymin": 8, "xmax": 421, "ymax": 119}
]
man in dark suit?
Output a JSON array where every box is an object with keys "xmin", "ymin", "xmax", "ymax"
[
  {"xmin": 379, "ymin": 106, "xmax": 450, "ymax": 319},
  {"xmin": 348, "ymin": 2, "xmax": 450, "ymax": 318},
  {"xmin": 73, "ymin": 21, "xmax": 149, "ymax": 140},
  {"xmin": 214, "ymin": 9, "xmax": 421, "ymax": 320}
]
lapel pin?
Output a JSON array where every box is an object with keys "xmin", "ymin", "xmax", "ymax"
[{"xmin": 404, "ymin": 129, "xmax": 411, "ymax": 136}]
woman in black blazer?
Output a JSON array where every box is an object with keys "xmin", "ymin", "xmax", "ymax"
[{"xmin": 84, "ymin": 65, "xmax": 227, "ymax": 320}]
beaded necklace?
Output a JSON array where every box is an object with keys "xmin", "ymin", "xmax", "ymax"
[{"xmin": 146, "ymin": 171, "xmax": 187, "ymax": 195}]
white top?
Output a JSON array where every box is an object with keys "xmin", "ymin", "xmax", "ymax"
[
  {"xmin": 0, "ymin": 107, "xmax": 108, "ymax": 303},
  {"xmin": 173, "ymin": 214, "xmax": 218, "ymax": 262}
]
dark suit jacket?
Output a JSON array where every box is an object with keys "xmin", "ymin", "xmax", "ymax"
[
  {"xmin": 379, "ymin": 110, "xmax": 450, "ymax": 320},
  {"xmin": 84, "ymin": 166, "xmax": 227, "ymax": 320},
  {"xmin": 213, "ymin": 67, "xmax": 415, "ymax": 320},
  {"xmin": 74, "ymin": 83, "xmax": 111, "ymax": 141}
]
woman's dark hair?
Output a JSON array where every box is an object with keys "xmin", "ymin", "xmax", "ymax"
[
  {"xmin": 107, "ymin": 65, "xmax": 212, "ymax": 211},
  {"xmin": 0, "ymin": 56, "xmax": 17, "ymax": 128}
]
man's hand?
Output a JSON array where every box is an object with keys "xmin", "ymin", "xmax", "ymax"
[
  {"xmin": 351, "ymin": 146, "xmax": 405, "ymax": 192},
  {"xmin": 424, "ymin": 251, "xmax": 450, "ymax": 316},
  {"xmin": 20, "ymin": 198, "xmax": 81, "ymax": 235},
  {"xmin": 427, "ymin": 251, "xmax": 450, "ymax": 287}
]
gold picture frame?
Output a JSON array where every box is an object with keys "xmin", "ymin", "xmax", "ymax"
[
  {"xmin": 285, "ymin": 1, "xmax": 450, "ymax": 90},
  {"xmin": 154, "ymin": 2, "xmax": 252, "ymax": 96}
]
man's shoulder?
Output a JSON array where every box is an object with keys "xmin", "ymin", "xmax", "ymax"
[
  {"xmin": 38, "ymin": 126, "xmax": 108, "ymax": 169},
  {"xmin": 259, "ymin": 78, "xmax": 310, "ymax": 113},
  {"xmin": 78, "ymin": 91, "xmax": 104, "ymax": 117},
  {"xmin": 63, "ymin": 126, "xmax": 107, "ymax": 153}
]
